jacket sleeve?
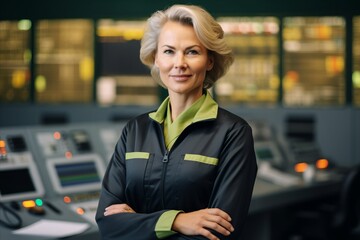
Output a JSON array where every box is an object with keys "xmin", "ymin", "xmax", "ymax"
[
  {"xmin": 96, "ymin": 125, "xmax": 168, "ymax": 240},
  {"xmin": 209, "ymin": 122, "xmax": 257, "ymax": 239}
]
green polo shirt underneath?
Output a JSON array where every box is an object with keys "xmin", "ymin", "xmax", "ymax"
[{"xmin": 149, "ymin": 91, "xmax": 218, "ymax": 238}]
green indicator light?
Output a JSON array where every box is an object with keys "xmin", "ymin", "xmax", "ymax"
[
  {"xmin": 35, "ymin": 198, "xmax": 43, "ymax": 207},
  {"xmin": 353, "ymin": 71, "xmax": 360, "ymax": 88}
]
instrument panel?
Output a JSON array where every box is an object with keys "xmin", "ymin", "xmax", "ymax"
[{"xmin": 0, "ymin": 123, "xmax": 125, "ymax": 240}]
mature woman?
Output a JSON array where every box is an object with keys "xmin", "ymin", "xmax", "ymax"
[{"xmin": 96, "ymin": 4, "xmax": 257, "ymax": 240}]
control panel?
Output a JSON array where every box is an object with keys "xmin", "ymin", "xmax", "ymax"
[
  {"xmin": 250, "ymin": 120, "xmax": 304, "ymax": 186},
  {"xmin": 28, "ymin": 124, "xmax": 107, "ymax": 226},
  {"xmin": 0, "ymin": 123, "xmax": 125, "ymax": 240},
  {"xmin": 0, "ymin": 127, "xmax": 96, "ymax": 240},
  {"xmin": 250, "ymin": 120, "xmax": 284, "ymax": 168}
]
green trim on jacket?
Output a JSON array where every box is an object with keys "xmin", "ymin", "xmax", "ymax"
[{"xmin": 154, "ymin": 210, "xmax": 183, "ymax": 239}]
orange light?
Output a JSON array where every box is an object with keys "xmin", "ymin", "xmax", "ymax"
[
  {"xmin": 0, "ymin": 140, "xmax": 5, "ymax": 148},
  {"xmin": 76, "ymin": 207, "xmax": 85, "ymax": 215},
  {"xmin": 63, "ymin": 196, "xmax": 72, "ymax": 204},
  {"xmin": 65, "ymin": 151, "xmax": 73, "ymax": 159},
  {"xmin": 22, "ymin": 200, "xmax": 36, "ymax": 208},
  {"xmin": 294, "ymin": 162, "xmax": 308, "ymax": 173},
  {"xmin": 316, "ymin": 159, "xmax": 329, "ymax": 169},
  {"xmin": 0, "ymin": 140, "xmax": 6, "ymax": 155},
  {"xmin": 0, "ymin": 148, "xmax": 6, "ymax": 155},
  {"xmin": 53, "ymin": 131, "xmax": 61, "ymax": 140}
]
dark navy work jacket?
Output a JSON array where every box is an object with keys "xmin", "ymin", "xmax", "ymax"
[{"xmin": 96, "ymin": 107, "xmax": 257, "ymax": 239}]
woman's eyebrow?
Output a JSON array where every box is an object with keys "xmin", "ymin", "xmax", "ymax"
[{"xmin": 160, "ymin": 44, "xmax": 202, "ymax": 50}]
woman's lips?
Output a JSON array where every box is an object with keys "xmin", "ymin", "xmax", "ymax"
[{"xmin": 170, "ymin": 74, "xmax": 192, "ymax": 81}]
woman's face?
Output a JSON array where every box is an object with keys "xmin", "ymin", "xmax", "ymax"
[{"xmin": 155, "ymin": 21, "xmax": 213, "ymax": 98}]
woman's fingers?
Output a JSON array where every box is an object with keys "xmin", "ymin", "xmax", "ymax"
[
  {"xmin": 202, "ymin": 214, "xmax": 234, "ymax": 236},
  {"xmin": 204, "ymin": 208, "xmax": 234, "ymax": 232},
  {"xmin": 206, "ymin": 208, "xmax": 232, "ymax": 222},
  {"xmin": 104, "ymin": 204, "xmax": 135, "ymax": 216},
  {"xmin": 172, "ymin": 208, "xmax": 234, "ymax": 240}
]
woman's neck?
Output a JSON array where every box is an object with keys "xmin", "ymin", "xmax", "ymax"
[{"xmin": 168, "ymin": 91, "xmax": 203, "ymax": 121}]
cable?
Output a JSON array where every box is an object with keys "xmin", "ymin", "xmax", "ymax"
[{"xmin": 0, "ymin": 202, "xmax": 22, "ymax": 229}]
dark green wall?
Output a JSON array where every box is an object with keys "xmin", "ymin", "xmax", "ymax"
[{"xmin": 1, "ymin": 0, "xmax": 360, "ymax": 20}]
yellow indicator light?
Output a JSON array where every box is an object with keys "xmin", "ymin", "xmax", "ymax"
[
  {"xmin": 35, "ymin": 75, "xmax": 47, "ymax": 93},
  {"xmin": 22, "ymin": 200, "xmax": 36, "ymax": 208},
  {"xmin": 353, "ymin": 71, "xmax": 360, "ymax": 88},
  {"xmin": 79, "ymin": 56, "xmax": 94, "ymax": 82},
  {"xmin": 294, "ymin": 162, "xmax": 308, "ymax": 173},
  {"xmin": 12, "ymin": 70, "xmax": 27, "ymax": 89},
  {"xmin": 64, "ymin": 196, "xmax": 72, "ymax": 204},
  {"xmin": 316, "ymin": 159, "xmax": 329, "ymax": 169},
  {"xmin": 0, "ymin": 140, "xmax": 5, "ymax": 148},
  {"xmin": 76, "ymin": 207, "xmax": 85, "ymax": 215}
]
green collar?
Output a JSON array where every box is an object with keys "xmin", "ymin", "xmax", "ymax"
[{"xmin": 149, "ymin": 91, "xmax": 218, "ymax": 124}]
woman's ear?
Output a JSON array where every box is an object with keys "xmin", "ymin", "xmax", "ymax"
[
  {"xmin": 207, "ymin": 54, "xmax": 214, "ymax": 71},
  {"xmin": 154, "ymin": 53, "xmax": 158, "ymax": 67}
]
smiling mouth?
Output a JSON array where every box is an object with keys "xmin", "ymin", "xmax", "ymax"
[{"xmin": 170, "ymin": 74, "xmax": 192, "ymax": 80}]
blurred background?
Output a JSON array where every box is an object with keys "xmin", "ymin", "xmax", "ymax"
[{"xmin": 1, "ymin": 0, "xmax": 359, "ymax": 167}]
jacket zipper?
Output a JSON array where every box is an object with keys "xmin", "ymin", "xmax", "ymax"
[
  {"xmin": 155, "ymin": 120, "xmax": 211, "ymax": 208},
  {"xmin": 161, "ymin": 150, "xmax": 169, "ymax": 208},
  {"xmin": 157, "ymin": 122, "xmax": 204, "ymax": 208}
]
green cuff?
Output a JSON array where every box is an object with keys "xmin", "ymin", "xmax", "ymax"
[{"xmin": 155, "ymin": 210, "xmax": 183, "ymax": 239}]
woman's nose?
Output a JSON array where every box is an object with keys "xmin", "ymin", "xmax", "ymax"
[{"xmin": 174, "ymin": 54, "xmax": 187, "ymax": 69}]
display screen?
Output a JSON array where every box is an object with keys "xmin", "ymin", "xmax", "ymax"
[
  {"xmin": 215, "ymin": 17, "xmax": 279, "ymax": 105},
  {"xmin": 100, "ymin": 40, "xmax": 149, "ymax": 75},
  {"xmin": 256, "ymin": 148, "xmax": 274, "ymax": 159},
  {"xmin": 35, "ymin": 19, "xmax": 94, "ymax": 103},
  {"xmin": 0, "ymin": 168, "xmax": 36, "ymax": 196},
  {"xmin": 353, "ymin": 16, "xmax": 360, "ymax": 106},
  {"xmin": 55, "ymin": 161, "xmax": 100, "ymax": 187},
  {"xmin": 7, "ymin": 135, "xmax": 27, "ymax": 152},
  {"xmin": 0, "ymin": 20, "xmax": 31, "ymax": 103},
  {"xmin": 283, "ymin": 17, "xmax": 345, "ymax": 106}
]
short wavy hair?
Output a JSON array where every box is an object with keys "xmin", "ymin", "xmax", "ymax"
[{"xmin": 140, "ymin": 4, "xmax": 234, "ymax": 89}]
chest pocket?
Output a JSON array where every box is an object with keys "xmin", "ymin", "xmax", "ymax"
[
  {"xmin": 125, "ymin": 152, "xmax": 152, "ymax": 190},
  {"xmin": 174, "ymin": 153, "xmax": 218, "ymax": 210},
  {"xmin": 180, "ymin": 153, "xmax": 218, "ymax": 185},
  {"xmin": 125, "ymin": 152, "xmax": 154, "ymax": 212}
]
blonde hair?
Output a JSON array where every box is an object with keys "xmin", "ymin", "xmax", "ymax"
[{"xmin": 140, "ymin": 4, "xmax": 234, "ymax": 89}]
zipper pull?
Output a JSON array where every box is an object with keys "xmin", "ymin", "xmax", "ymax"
[{"xmin": 162, "ymin": 152, "xmax": 169, "ymax": 163}]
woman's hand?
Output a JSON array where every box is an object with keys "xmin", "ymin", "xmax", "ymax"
[
  {"xmin": 104, "ymin": 204, "xmax": 135, "ymax": 216},
  {"xmin": 172, "ymin": 208, "xmax": 234, "ymax": 240}
]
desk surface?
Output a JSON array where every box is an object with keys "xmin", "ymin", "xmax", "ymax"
[{"xmin": 250, "ymin": 172, "xmax": 343, "ymax": 214}]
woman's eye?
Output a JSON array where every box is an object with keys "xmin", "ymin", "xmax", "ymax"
[
  {"xmin": 187, "ymin": 50, "xmax": 199, "ymax": 55},
  {"xmin": 164, "ymin": 49, "xmax": 174, "ymax": 54}
]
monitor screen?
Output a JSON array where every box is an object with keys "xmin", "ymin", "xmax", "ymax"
[
  {"xmin": 46, "ymin": 154, "xmax": 105, "ymax": 194},
  {"xmin": 55, "ymin": 161, "xmax": 101, "ymax": 188},
  {"xmin": 99, "ymin": 40, "xmax": 149, "ymax": 75},
  {"xmin": 0, "ymin": 168, "xmax": 36, "ymax": 196},
  {"xmin": 256, "ymin": 148, "xmax": 274, "ymax": 160}
]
